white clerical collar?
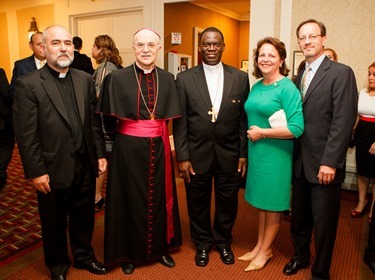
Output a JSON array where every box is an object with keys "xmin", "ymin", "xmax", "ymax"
[
  {"xmin": 203, "ymin": 61, "xmax": 223, "ymax": 71},
  {"xmin": 135, "ymin": 62, "xmax": 155, "ymax": 74}
]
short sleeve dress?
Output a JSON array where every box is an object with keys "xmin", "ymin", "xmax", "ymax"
[
  {"xmin": 354, "ymin": 88, "xmax": 375, "ymax": 178},
  {"xmin": 244, "ymin": 77, "xmax": 304, "ymax": 211}
]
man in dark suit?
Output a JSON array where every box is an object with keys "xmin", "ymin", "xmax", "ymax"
[
  {"xmin": 10, "ymin": 32, "xmax": 46, "ymax": 90},
  {"xmin": 70, "ymin": 36, "xmax": 94, "ymax": 75},
  {"xmin": 3, "ymin": 32, "xmax": 47, "ymax": 188},
  {"xmin": 173, "ymin": 26, "xmax": 249, "ymax": 267},
  {"xmin": 0, "ymin": 68, "xmax": 11, "ymax": 189},
  {"xmin": 283, "ymin": 19, "xmax": 358, "ymax": 280},
  {"xmin": 13, "ymin": 25, "xmax": 108, "ymax": 280}
]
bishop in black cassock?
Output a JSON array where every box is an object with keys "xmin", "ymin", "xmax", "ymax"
[{"xmin": 97, "ymin": 29, "xmax": 182, "ymax": 273}]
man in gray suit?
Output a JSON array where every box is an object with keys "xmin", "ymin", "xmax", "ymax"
[
  {"xmin": 283, "ymin": 19, "xmax": 358, "ymax": 280},
  {"xmin": 13, "ymin": 25, "xmax": 108, "ymax": 280},
  {"xmin": 173, "ymin": 26, "xmax": 249, "ymax": 267}
]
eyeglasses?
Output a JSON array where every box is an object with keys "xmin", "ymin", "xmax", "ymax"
[{"xmin": 298, "ymin": 34, "xmax": 322, "ymax": 43}]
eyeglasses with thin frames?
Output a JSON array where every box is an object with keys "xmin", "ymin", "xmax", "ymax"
[{"xmin": 298, "ymin": 34, "xmax": 322, "ymax": 43}]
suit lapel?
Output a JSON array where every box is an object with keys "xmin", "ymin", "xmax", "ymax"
[
  {"xmin": 26, "ymin": 56, "xmax": 37, "ymax": 73},
  {"xmin": 217, "ymin": 64, "xmax": 233, "ymax": 120},
  {"xmin": 193, "ymin": 65, "xmax": 212, "ymax": 111},
  {"xmin": 70, "ymin": 69, "xmax": 85, "ymax": 124},
  {"xmin": 40, "ymin": 67, "xmax": 71, "ymax": 126},
  {"xmin": 303, "ymin": 57, "xmax": 330, "ymax": 102}
]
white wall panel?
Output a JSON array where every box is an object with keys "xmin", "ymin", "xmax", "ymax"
[{"xmin": 73, "ymin": 9, "xmax": 143, "ymax": 67}]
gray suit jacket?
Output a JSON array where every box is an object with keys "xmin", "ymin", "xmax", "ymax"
[
  {"xmin": 293, "ymin": 57, "xmax": 358, "ymax": 184},
  {"xmin": 13, "ymin": 66, "xmax": 106, "ymax": 189},
  {"xmin": 173, "ymin": 63, "xmax": 250, "ymax": 174}
]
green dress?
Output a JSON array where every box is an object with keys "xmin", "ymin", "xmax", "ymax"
[{"xmin": 244, "ymin": 77, "xmax": 304, "ymax": 211}]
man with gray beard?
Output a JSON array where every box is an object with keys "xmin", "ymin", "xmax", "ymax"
[{"xmin": 13, "ymin": 25, "xmax": 108, "ymax": 280}]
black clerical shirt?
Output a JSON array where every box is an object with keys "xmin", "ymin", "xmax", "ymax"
[{"xmin": 48, "ymin": 66, "xmax": 84, "ymax": 154}]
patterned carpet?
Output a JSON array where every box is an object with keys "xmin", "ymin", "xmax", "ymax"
[
  {"xmin": 0, "ymin": 147, "xmax": 373, "ymax": 279},
  {"xmin": 0, "ymin": 146, "xmax": 42, "ymax": 266}
]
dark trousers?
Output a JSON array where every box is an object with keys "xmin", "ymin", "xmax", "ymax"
[
  {"xmin": 37, "ymin": 156, "xmax": 96, "ymax": 275},
  {"xmin": 291, "ymin": 171, "xmax": 341, "ymax": 280},
  {"xmin": 0, "ymin": 121, "xmax": 15, "ymax": 176},
  {"xmin": 184, "ymin": 158, "xmax": 241, "ymax": 251}
]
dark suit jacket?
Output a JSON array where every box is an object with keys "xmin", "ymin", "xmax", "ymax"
[
  {"xmin": 293, "ymin": 57, "xmax": 358, "ymax": 184},
  {"xmin": 173, "ymin": 64, "xmax": 249, "ymax": 174},
  {"xmin": 0, "ymin": 68, "xmax": 10, "ymax": 129},
  {"xmin": 13, "ymin": 66, "xmax": 106, "ymax": 189},
  {"xmin": 10, "ymin": 55, "xmax": 37, "ymax": 92},
  {"xmin": 70, "ymin": 51, "xmax": 95, "ymax": 75}
]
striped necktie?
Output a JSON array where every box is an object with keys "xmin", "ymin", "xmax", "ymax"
[{"xmin": 300, "ymin": 66, "xmax": 311, "ymax": 99}]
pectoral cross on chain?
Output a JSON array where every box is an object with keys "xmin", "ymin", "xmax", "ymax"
[{"xmin": 208, "ymin": 107, "xmax": 217, "ymax": 123}]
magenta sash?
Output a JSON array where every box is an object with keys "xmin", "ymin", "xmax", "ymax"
[{"xmin": 118, "ymin": 119, "xmax": 174, "ymax": 243}]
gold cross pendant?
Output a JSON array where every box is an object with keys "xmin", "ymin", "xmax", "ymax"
[{"xmin": 208, "ymin": 107, "xmax": 217, "ymax": 123}]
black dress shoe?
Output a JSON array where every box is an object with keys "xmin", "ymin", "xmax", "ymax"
[
  {"xmin": 159, "ymin": 254, "xmax": 175, "ymax": 268},
  {"xmin": 219, "ymin": 248, "xmax": 234, "ymax": 264},
  {"xmin": 364, "ymin": 258, "xmax": 375, "ymax": 274},
  {"xmin": 195, "ymin": 250, "xmax": 209, "ymax": 266},
  {"xmin": 51, "ymin": 274, "xmax": 66, "ymax": 280},
  {"xmin": 74, "ymin": 260, "xmax": 108, "ymax": 274},
  {"xmin": 121, "ymin": 263, "xmax": 135, "ymax": 274},
  {"xmin": 283, "ymin": 258, "xmax": 308, "ymax": 275}
]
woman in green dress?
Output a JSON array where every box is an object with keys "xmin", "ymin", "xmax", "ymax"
[{"xmin": 238, "ymin": 37, "xmax": 304, "ymax": 271}]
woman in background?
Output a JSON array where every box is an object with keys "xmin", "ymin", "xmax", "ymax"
[
  {"xmin": 239, "ymin": 37, "xmax": 304, "ymax": 271},
  {"xmin": 351, "ymin": 62, "xmax": 375, "ymax": 223},
  {"xmin": 92, "ymin": 34, "xmax": 123, "ymax": 210},
  {"xmin": 323, "ymin": 48, "xmax": 338, "ymax": 62}
]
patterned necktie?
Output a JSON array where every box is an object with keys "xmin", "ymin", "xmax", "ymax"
[
  {"xmin": 300, "ymin": 66, "xmax": 311, "ymax": 99},
  {"xmin": 39, "ymin": 60, "xmax": 45, "ymax": 69}
]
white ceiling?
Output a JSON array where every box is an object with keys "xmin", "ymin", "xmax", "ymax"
[{"xmin": 191, "ymin": 0, "xmax": 250, "ymax": 21}]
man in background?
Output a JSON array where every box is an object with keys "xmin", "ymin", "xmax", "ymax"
[
  {"xmin": 10, "ymin": 32, "xmax": 46, "ymax": 89},
  {"xmin": 2, "ymin": 32, "xmax": 47, "ymax": 189},
  {"xmin": 70, "ymin": 36, "xmax": 94, "ymax": 75}
]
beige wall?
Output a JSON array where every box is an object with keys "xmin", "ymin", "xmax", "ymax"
[{"xmin": 290, "ymin": 0, "xmax": 375, "ymax": 90}]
